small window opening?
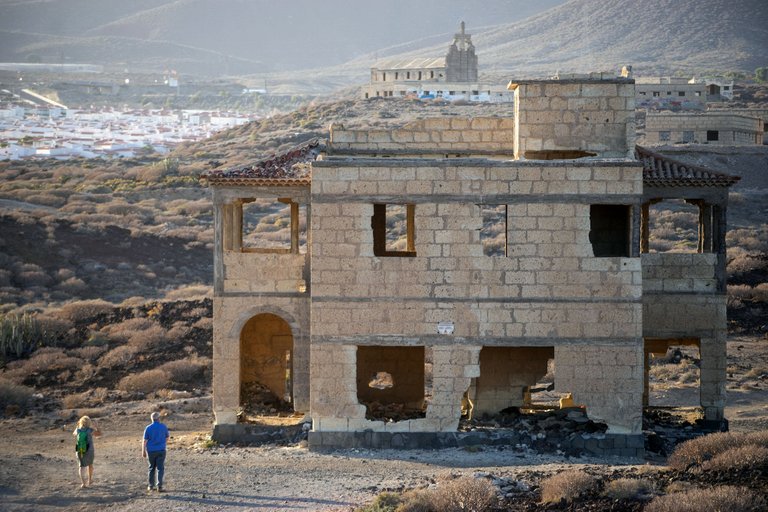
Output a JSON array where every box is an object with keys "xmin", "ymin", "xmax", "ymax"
[
  {"xmin": 706, "ymin": 130, "xmax": 719, "ymax": 141},
  {"xmin": 678, "ymin": 91, "xmax": 686, "ymax": 97},
  {"xmin": 589, "ymin": 204, "xmax": 631, "ymax": 257},
  {"xmin": 682, "ymin": 131, "xmax": 694, "ymax": 143},
  {"xmin": 647, "ymin": 199, "xmax": 699, "ymax": 253},
  {"xmin": 240, "ymin": 198, "xmax": 306, "ymax": 254},
  {"xmin": 357, "ymin": 346, "xmax": 426, "ymax": 422},
  {"xmin": 480, "ymin": 205, "xmax": 507, "ymax": 256},
  {"xmin": 659, "ymin": 131, "xmax": 671, "ymax": 142},
  {"xmin": 372, "ymin": 203, "xmax": 416, "ymax": 257}
]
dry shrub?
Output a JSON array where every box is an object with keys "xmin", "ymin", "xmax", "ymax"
[
  {"xmin": 57, "ymin": 299, "xmax": 114, "ymax": 323},
  {"xmin": 431, "ymin": 476, "xmax": 497, "ymax": 512},
  {"xmin": 68, "ymin": 345, "xmax": 107, "ymax": 361},
  {"xmin": 702, "ymin": 444, "xmax": 768, "ymax": 472},
  {"xmin": 668, "ymin": 431, "xmax": 768, "ymax": 470},
  {"xmin": 540, "ymin": 470, "xmax": 596, "ymax": 504},
  {"xmin": 62, "ymin": 391, "xmax": 90, "ymax": 409},
  {"xmin": 645, "ymin": 485, "xmax": 765, "ymax": 512},
  {"xmin": 99, "ymin": 345, "xmax": 139, "ymax": 369},
  {"xmin": 126, "ymin": 324, "xmax": 169, "ymax": 350},
  {"xmin": 0, "ymin": 378, "xmax": 34, "ymax": 415},
  {"xmin": 192, "ymin": 316, "xmax": 212, "ymax": 330},
  {"xmin": 603, "ymin": 478, "xmax": 655, "ymax": 501},
  {"xmin": 395, "ymin": 489, "xmax": 433, "ymax": 512},
  {"xmin": 157, "ymin": 356, "xmax": 210, "ymax": 384},
  {"xmin": 21, "ymin": 348, "xmax": 82, "ymax": 373},
  {"xmin": 103, "ymin": 317, "xmax": 154, "ymax": 342},
  {"xmin": 117, "ymin": 368, "xmax": 171, "ymax": 394},
  {"xmin": 56, "ymin": 277, "xmax": 87, "ymax": 294},
  {"xmin": 164, "ymin": 284, "xmax": 212, "ymax": 301},
  {"xmin": 16, "ymin": 270, "xmax": 53, "ymax": 287}
]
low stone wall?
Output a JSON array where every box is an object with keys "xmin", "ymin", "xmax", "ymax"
[{"xmin": 307, "ymin": 430, "xmax": 644, "ymax": 458}]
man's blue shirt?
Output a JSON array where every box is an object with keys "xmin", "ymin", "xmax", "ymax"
[{"xmin": 144, "ymin": 421, "xmax": 169, "ymax": 452}]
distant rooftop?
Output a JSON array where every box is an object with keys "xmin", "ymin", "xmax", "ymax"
[{"xmin": 636, "ymin": 145, "xmax": 740, "ymax": 188}]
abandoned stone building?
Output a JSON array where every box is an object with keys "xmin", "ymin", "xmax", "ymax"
[
  {"xmin": 363, "ymin": 22, "xmax": 512, "ymax": 102},
  {"xmin": 202, "ymin": 73, "xmax": 738, "ymax": 455},
  {"xmin": 642, "ymin": 111, "xmax": 765, "ymax": 145}
]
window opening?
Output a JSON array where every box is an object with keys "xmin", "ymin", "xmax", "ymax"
[
  {"xmin": 240, "ymin": 198, "xmax": 306, "ymax": 254},
  {"xmin": 647, "ymin": 199, "xmax": 699, "ymax": 253},
  {"xmin": 707, "ymin": 130, "xmax": 719, "ymax": 141},
  {"xmin": 357, "ymin": 346, "xmax": 426, "ymax": 422},
  {"xmin": 682, "ymin": 131, "xmax": 694, "ymax": 143},
  {"xmin": 659, "ymin": 131, "xmax": 671, "ymax": 142},
  {"xmin": 523, "ymin": 150, "xmax": 597, "ymax": 160},
  {"xmin": 480, "ymin": 204, "xmax": 507, "ymax": 256},
  {"xmin": 678, "ymin": 91, "xmax": 686, "ymax": 97},
  {"xmin": 372, "ymin": 203, "xmax": 416, "ymax": 257},
  {"xmin": 589, "ymin": 205, "xmax": 631, "ymax": 257}
]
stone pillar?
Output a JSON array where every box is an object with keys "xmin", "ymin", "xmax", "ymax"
[
  {"xmin": 699, "ymin": 334, "xmax": 727, "ymax": 421},
  {"xmin": 640, "ymin": 202, "xmax": 650, "ymax": 254}
]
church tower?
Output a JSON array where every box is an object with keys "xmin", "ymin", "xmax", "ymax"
[{"xmin": 445, "ymin": 21, "xmax": 478, "ymax": 82}]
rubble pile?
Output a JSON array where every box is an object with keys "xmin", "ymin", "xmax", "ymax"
[
  {"xmin": 202, "ymin": 138, "xmax": 321, "ymax": 181},
  {"xmin": 363, "ymin": 401, "xmax": 426, "ymax": 422},
  {"xmin": 238, "ymin": 381, "xmax": 293, "ymax": 420}
]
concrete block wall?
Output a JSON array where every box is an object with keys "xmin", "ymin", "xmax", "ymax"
[
  {"xmin": 223, "ymin": 252, "xmax": 307, "ymax": 293},
  {"xmin": 555, "ymin": 343, "xmax": 644, "ymax": 433},
  {"xmin": 329, "ymin": 117, "xmax": 515, "ymax": 153},
  {"xmin": 644, "ymin": 113, "xmax": 764, "ymax": 145},
  {"xmin": 309, "ymin": 158, "xmax": 644, "ymax": 434},
  {"xmin": 512, "ymin": 79, "xmax": 635, "ymax": 159},
  {"xmin": 641, "ymin": 253, "xmax": 718, "ymax": 293}
]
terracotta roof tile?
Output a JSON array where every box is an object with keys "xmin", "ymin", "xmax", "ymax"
[
  {"xmin": 201, "ymin": 138, "xmax": 323, "ymax": 186},
  {"xmin": 636, "ymin": 145, "xmax": 740, "ymax": 188}
]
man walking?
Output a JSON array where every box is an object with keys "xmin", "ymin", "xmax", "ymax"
[{"xmin": 142, "ymin": 412, "xmax": 170, "ymax": 492}]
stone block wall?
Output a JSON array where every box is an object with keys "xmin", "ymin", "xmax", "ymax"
[
  {"xmin": 309, "ymin": 157, "xmax": 644, "ymax": 435},
  {"xmin": 641, "ymin": 253, "xmax": 718, "ymax": 293},
  {"xmin": 512, "ymin": 79, "xmax": 635, "ymax": 159},
  {"xmin": 223, "ymin": 252, "xmax": 307, "ymax": 293},
  {"xmin": 329, "ymin": 117, "xmax": 515, "ymax": 154},
  {"xmin": 643, "ymin": 112, "xmax": 764, "ymax": 145},
  {"xmin": 212, "ymin": 295, "xmax": 310, "ymax": 425},
  {"xmin": 474, "ymin": 347, "xmax": 553, "ymax": 415}
]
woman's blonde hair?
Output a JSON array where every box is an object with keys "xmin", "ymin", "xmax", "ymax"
[{"xmin": 77, "ymin": 416, "xmax": 92, "ymax": 429}]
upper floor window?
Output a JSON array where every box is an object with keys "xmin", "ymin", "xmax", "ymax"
[
  {"xmin": 480, "ymin": 205, "xmax": 507, "ymax": 256},
  {"xmin": 707, "ymin": 130, "xmax": 719, "ymax": 141},
  {"xmin": 372, "ymin": 203, "xmax": 416, "ymax": 257},
  {"xmin": 225, "ymin": 198, "xmax": 305, "ymax": 254},
  {"xmin": 589, "ymin": 204, "xmax": 631, "ymax": 257}
]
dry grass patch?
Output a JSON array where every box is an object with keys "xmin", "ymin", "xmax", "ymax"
[
  {"xmin": 431, "ymin": 476, "xmax": 497, "ymax": 512},
  {"xmin": 645, "ymin": 485, "xmax": 765, "ymax": 512},
  {"xmin": 117, "ymin": 368, "xmax": 171, "ymax": 394},
  {"xmin": 603, "ymin": 478, "xmax": 655, "ymax": 501},
  {"xmin": 98, "ymin": 345, "xmax": 139, "ymax": 369},
  {"xmin": 540, "ymin": 469, "xmax": 596, "ymax": 504},
  {"xmin": 668, "ymin": 431, "xmax": 768, "ymax": 471},
  {"xmin": 57, "ymin": 299, "xmax": 114, "ymax": 322}
]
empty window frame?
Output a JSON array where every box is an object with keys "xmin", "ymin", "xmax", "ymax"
[
  {"xmin": 659, "ymin": 131, "xmax": 671, "ymax": 142},
  {"xmin": 682, "ymin": 131, "xmax": 694, "ymax": 143},
  {"xmin": 707, "ymin": 130, "xmax": 719, "ymax": 141},
  {"xmin": 589, "ymin": 204, "xmax": 631, "ymax": 257},
  {"xmin": 372, "ymin": 203, "xmax": 416, "ymax": 257},
  {"xmin": 480, "ymin": 205, "xmax": 507, "ymax": 256},
  {"xmin": 678, "ymin": 91, "xmax": 686, "ymax": 97},
  {"xmin": 240, "ymin": 198, "xmax": 306, "ymax": 254},
  {"xmin": 357, "ymin": 346, "xmax": 426, "ymax": 421}
]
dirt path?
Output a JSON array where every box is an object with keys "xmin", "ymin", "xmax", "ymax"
[{"xmin": 1, "ymin": 406, "xmax": 636, "ymax": 512}]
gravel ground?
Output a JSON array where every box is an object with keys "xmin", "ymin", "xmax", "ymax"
[{"xmin": 0, "ymin": 403, "xmax": 640, "ymax": 512}]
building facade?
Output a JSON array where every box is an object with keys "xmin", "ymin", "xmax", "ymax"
[{"xmin": 203, "ymin": 74, "xmax": 737, "ymax": 455}]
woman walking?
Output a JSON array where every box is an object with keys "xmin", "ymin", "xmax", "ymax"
[{"xmin": 73, "ymin": 415, "xmax": 101, "ymax": 488}]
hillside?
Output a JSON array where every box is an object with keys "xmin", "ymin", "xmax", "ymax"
[{"xmin": 0, "ymin": 0, "xmax": 563, "ymax": 76}]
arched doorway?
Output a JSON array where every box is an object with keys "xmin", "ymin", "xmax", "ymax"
[{"xmin": 240, "ymin": 313, "xmax": 294, "ymax": 413}]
